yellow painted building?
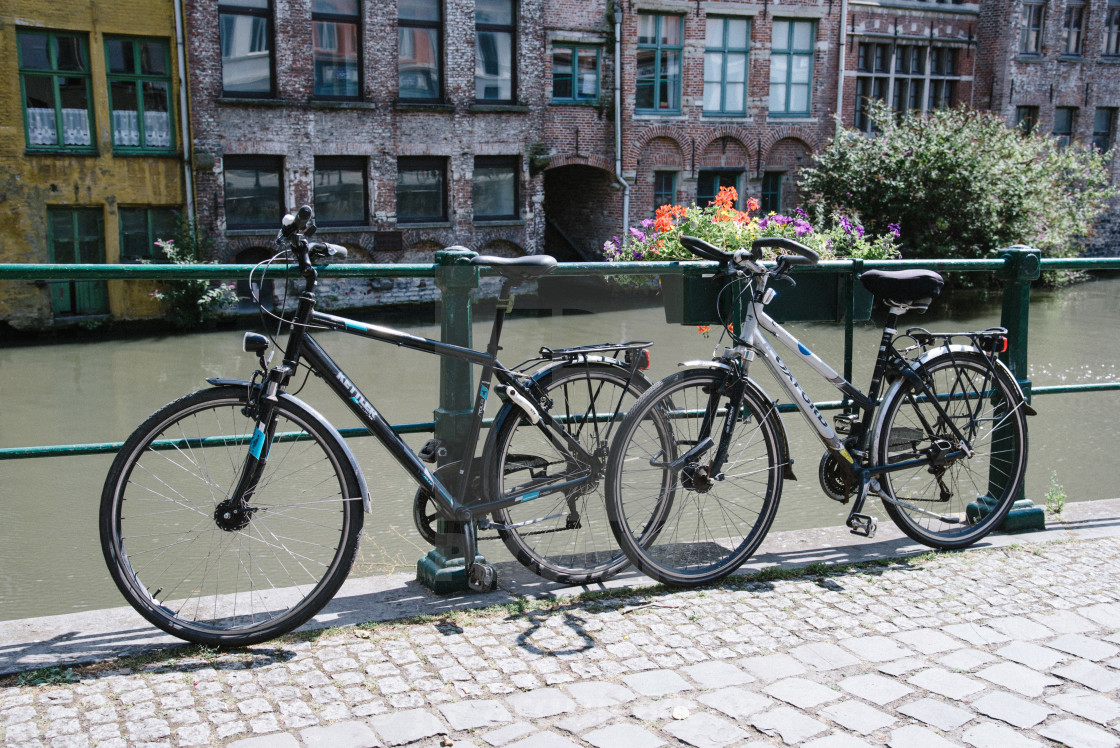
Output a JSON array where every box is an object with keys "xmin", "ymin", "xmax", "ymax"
[{"xmin": 0, "ymin": 0, "xmax": 188, "ymax": 331}]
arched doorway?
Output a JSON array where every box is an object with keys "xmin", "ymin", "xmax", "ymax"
[{"xmin": 543, "ymin": 164, "xmax": 619, "ymax": 261}]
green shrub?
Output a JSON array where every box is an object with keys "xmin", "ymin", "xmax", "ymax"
[
  {"xmin": 149, "ymin": 220, "xmax": 237, "ymax": 329},
  {"xmin": 798, "ymin": 102, "xmax": 1116, "ymax": 267}
]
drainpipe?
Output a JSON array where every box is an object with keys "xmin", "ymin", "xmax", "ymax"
[
  {"xmin": 614, "ymin": 2, "xmax": 631, "ymax": 238},
  {"xmin": 173, "ymin": 0, "xmax": 195, "ymax": 226},
  {"xmin": 836, "ymin": 0, "xmax": 848, "ymax": 136}
]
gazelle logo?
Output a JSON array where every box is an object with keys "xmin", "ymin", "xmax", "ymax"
[{"xmin": 337, "ymin": 372, "xmax": 379, "ymax": 421}]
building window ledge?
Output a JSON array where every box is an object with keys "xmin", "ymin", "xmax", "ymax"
[
  {"xmin": 470, "ymin": 103, "xmax": 531, "ymax": 113},
  {"xmin": 226, "ymin": 228, "xmax": 281, "ymax": 237},
  {"xmin": 767, "ymin": 115, "xmax": 818, "ymax": 123},
  {"xmin": 25, "ymin": 148, "xmax": 99, "ymax": 157},
  {"xmin": 1057, "ymin": 54, "xmax": 1085, "ymax": 62},
  {"xmin": 310, "ymin": 99, "xmax": 375, "ymax": 110},
  {"xmin": 217, "ymin": 97, "xmax": 287, "ymax": 107},
  {"xmin": 473, "ymin": 219, "xmax": 525, "ymax": 227},
  {"xmin": 397, "ymin": 221, "xmax": 452, "ymax": 229},
  {"xmin": 395, "ymin": 101, "xmax": 455, "ymax": 112}
]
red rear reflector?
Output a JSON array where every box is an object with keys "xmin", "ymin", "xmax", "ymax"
[
  {"xmin": 998, "ymin": 337, "xmax": 1008, "ymax": 353},
  {"xmin": 637, "ymin": 349, "xmax": 651, "ymax": 370}
]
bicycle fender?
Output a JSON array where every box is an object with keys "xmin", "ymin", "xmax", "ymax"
[
  {"xmin": 206, "ymin": 381, "xmax": 371, "ymax": 512},
  {"xmin": 676, "ymin": 363, "xmax": 797, "ymax": 481},
  {"xmin": 908, "ymin": 345, "xmax": 1037, "ymax": 416}
]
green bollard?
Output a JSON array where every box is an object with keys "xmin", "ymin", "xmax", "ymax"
[{"xmin": 416, "ymin": 247, "xmax": 494, "ymax": 592}]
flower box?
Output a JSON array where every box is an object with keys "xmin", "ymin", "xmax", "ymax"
[{"xmin": 661, "ymin": 271, "xmax": 874, "ymax": 326}]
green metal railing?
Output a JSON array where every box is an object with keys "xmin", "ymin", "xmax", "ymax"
[{"xmin": 1, "ymin": 249, "xmax": 1119, "ymax": 463}]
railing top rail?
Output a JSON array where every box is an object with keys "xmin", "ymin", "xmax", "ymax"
[{"xmin": 4, "ymin": 252, "xmax": 1116, "ymax": 281}]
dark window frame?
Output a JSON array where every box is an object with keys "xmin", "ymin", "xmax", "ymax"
[
  {"xmin": 1062, "ymin": 2, "xmax": 1085, "ymax": 56},
  {"xmin": 472, "ymin": 155, "xmax": 520, "ymax": 221},
  {"xmin": 854, "ymin": 42, "xmax": 890, "ymax": 132},
  {"xmin": 653, "ymin": 170, "xmax": 676, "ymax": 210},
  {"xmin": 1105, "ymin": 0, "xmax": 1120, "ymax": 56},
  {"xmin": 696, "ymin": 170, "xmax": 741, "ymax": 208},
  {"xmin": 636, "ymin": 13, "xmax": 684, "ymax": 114},
  {"xmin": 396, "ymin": 156, "xmax": 448, "ymax": 223},
  {"xmin": 313, "ymin": 155, "xmax": 368, "ymax": 226},
  {"xmin": 769, "ymin": 19, "xmax": 815, "ymax": 117},
  {"xmin": 551, "ymin": 44, "xmax": 600, "ymax": 104},
  {"xmin": 17, "ymin": 29, "xmax": 96, "ymax": 153},
  {"xmin": 105, "ymin": 36, "xmax": 176, "ymax": 154},
  {"xmin": 118, "ymin": 206, "xmax": 179, "ymax": 262},
  {"xmin": 1021, "ymin": 2, "xmax": 1045, "ymax": 55},
  {"xmin": 761, "ymin": 171, "xmax": 783, "ymax": 214},
  {"xmin": 223, "ymin": 155, "xmax": 284, "ymax": 230},
  {"xmin": 312, "ymin": 0, "xmax": 362, "ymax": 100},
  {"xmin": 1053, "ymin": 107, "xmax": 1076, "ymax": 148},
  {"xmin": 398, "ymin": 0, "xmax": 443, "ymax": 102},
  {"xmin": 218, "ymin": 0, "xmax": 275, "ymax": 98},
  {"xmin": 703, "ymin": 16, "xmax": 750, "ymax": 117},
  {"xmin": 1093, "ymin": 108, "xmax": 1116, "ymax": 152},
  {"xmin": 475, "ymin": 0, "xmax": 516, "ymax": 103},
  {"xmin": 47, "ymin": 206, "xmax": 108, "ymax": 315},
  {"xmin": 1015, "ymin": 105, "xmax": 1040, "ymax": 134}
]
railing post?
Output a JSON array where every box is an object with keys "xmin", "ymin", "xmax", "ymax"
[
  {"xmin": 988, "ymin": 245, "xmax": 1044, "ymax": 532},
  {"xmin": 842, "ymin": 259, "xmax": 863, "ymax": 403},
  {"xmin": 417, "ymin": 246, "xmax": 488, "ymax": 593}
]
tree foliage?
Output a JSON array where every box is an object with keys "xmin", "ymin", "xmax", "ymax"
[{"xmin": 798, "ymin": 102, "xmax": 1116, "ymax": 263}]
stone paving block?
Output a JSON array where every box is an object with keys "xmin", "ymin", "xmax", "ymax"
[
  {"xmin": 818, "ymin": 699, "xmax": 896, "ymax": 734},
  {"xmin": 1054, "ymin": 660, "xmax": 1120, "ymax": 692},
  {"xmin": 1048, "ymin": 634, "xmax": 1120, "ymax": 662},
  {"xmin": 680, "ymin": 660, "xmax": 753, "ymax": 688},
  {"xmin": 802, "ymin": 733, "xmax": 875, "ymax": 748},
  {"xmin": 622, "ymin": 669, "xmax": 694, "ymax": 697},
  {"xmin": 1078, "ymin": 603, "xmax": 1120, "ymax": 629},
  {"xmin": 1038, "ymin": 718, "xmax": 1120, "ymax": 748},
  {"xmin": 661, "ymin": 711, "xmax": 746, "ymax": 748},
  {"xmin": 1031, "ymin": 611, "xmax": 1098, "ymax": 634},
  {"xmin": 961, "ymin": 722, "xmax": 1045, "ymax": 748},
  {"xmin": 764, "ymin": 677, "xmax": 841, "ymax": 709},
  {"xmin": 839, "ymin": 636, "xmax": 915, "ymax": 663},
  {"xmin": 1047, "ymin": 688, "xmax": 1120, "ymax": 725},
  {"xmin": 564, "ymin": 681, "xmax": 638, "ymax": 709},
  {"xmin": 897, "ymin": 697, "xmax": 975, "ymax": 731},
  {"xmin": 893, "ymin": 628, "xmax": 965, "ymax": 655},
  {"xmin": 906, "ymin": 667, "xmax": 986, "ymax": 700},
  {"xmin": 977, "ymin": 662, "xmax": 1063, "ymax": 697},
  {"xmin": 481, "ymin": 722, "xmax": 535, "ymax": 746},
  {"xmin": 228, "ymin": 734, "xmax": 300, "ymax": 748},
  {"xmin": 554, "ymin": 709, "xmax": 612, "ymax": 735},
  {"xmin": 505, "ymin": 731, "xmax": 582, "ymax": 748},
  {"xmin": 505, "ymin": 688, "xmax": 577, "ymax": 719},
  {"xmin": 697, "ymin": 687, "xmax": 773, "ymax": 720},
  {"xmin": 838, "ymin": 674, "xmax": 913, "ymax": 706},
  {"xmin": 301, "ymin": 721, "xmax": 382, "ymax": 748},
  {"xmin": 438, "ymin": 699, "xmax": 512, "ymax": 730},
  {"xmin": 752, "ymin": 706, "xmax": 828, "ymax": 744},
  {"xmin": 368, "ymin": 708, "xmax": 447, "ymax": 746},
  {"xmin": 936, "ymin": 649, "xmax": 997, "ymax": 672},
  {"xmin": 888, "ymin": 724, "xmax": 959, "ymax": 748},
  {"xmin": 583, "ymin": 723, "xmax": 665, "ymax": 748},
  {"xmin": 877, "ymin": 657, "xmax": 927, "ymax": 676},
  {"xmin": 988, "ymin": 615, "xmax": 1054, "ymax": 640},
  {"xmin": 790, "ymin": 642, "xmax": 861, "ymax": 671},
  {"xmin": 971, "ymin": 691, "xmax": 1054, "ymax": 728},
  {"xmin": 996, "ymin": 640, "xmax": 1068, "ymax": 671},
  {"xmin": 942, "ymin": 623, "xmax": 1011, "ymax": 647},
  {"xmin": 741, "ymin": 653, "xmax": 807, "ymax": 681}
]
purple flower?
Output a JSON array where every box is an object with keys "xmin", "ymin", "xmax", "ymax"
[
  {"xmin": 640, "ymin": 218, "xmax": 655, "ymax": 229},
  {"xmin": 630, "ymin": 227, "xmax": 647, "ymax": 242},
  {"xmin": 795, "ymin": 207, "xmax": 808, "ymax": 219},
  {"xmin": 839, "ymin": 215, "xmax": 853, "ymax": 235},
  {"xmin": 633, "ymin": 251, "xmax": 644, "ymax": 260},
  {"xmin": 793, "ymin": 219, "xmax": 812, "ymax": 237},
  {"xmin": 888, "ymin": 223, "xmax": 901, "ymax": 237},
  {"xmin": 855, "ymin": 225, "xmax": 865, "ymax": 238}
]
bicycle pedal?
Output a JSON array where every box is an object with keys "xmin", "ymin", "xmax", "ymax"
[
  {"xmin": 418, "ymin": 438, "xmax": 446, "ymax": 464},
  {"xmin": 847, "ymin": 513, "xmax": 877, "ymax": 538}
]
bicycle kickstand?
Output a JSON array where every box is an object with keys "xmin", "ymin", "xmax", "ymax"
[{"xmin": 845, "ymin": 473, "xmax": 878, "ymax": 539}]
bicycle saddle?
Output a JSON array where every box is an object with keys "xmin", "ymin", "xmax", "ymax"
[
  {"xmin": 860, "ymin": 269, "xmax": 944, "ymax": 305},
  {"xmin": 471, "ymin": 254, "xmax": 557, "ymax": 281}
]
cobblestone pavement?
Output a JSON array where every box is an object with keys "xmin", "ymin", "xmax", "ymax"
[{"xmin": 5, "ymin": 535, "xmax": 1120, "ymax": 748}]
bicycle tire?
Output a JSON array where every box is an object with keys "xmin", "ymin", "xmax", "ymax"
[
  {"xmin": 605, "ymin": 368, "xmax": 785, "ymax": 587},
  {"xmin": 483, "ymin": 364, "xmax": 650, "ymax": 585},
  {"xmin": 100, "ymin": 386, "xmax": 364, "ymax": 647},
  {"xmin": 873, "ymin": 352, "xmax": 1029, "ymax": 549}
]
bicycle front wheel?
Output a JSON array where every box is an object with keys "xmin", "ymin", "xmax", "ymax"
[
  {"xmin": 605, "ymin": 368, "xmax": 784, "ymax": 587},
  {"xmin": 484, "ymin": 364, "xmax": 649, "ymax": 585},
  {"xmin": 100, "ymin": 386, "xmax": 364, "ymax": 646},
  {"xmin": 873, "ymin": 352, "xmax": 1029, "ymax": 549}
]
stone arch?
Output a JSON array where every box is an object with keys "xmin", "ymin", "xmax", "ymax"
[
  {"xmin": 401, "ymin": 240, "xmax": 441, "ymax": 263},
  {"xmin": 638, "ymin": 136, "xmax": 685, "ymax": 169},
  {"xmin": 761, "ymin": 137, "xmax": 815, "ymax": 214},
  {"xmin": 543, "ymin": 163, "xmax": 619, "ymax": 262},
  {"xmin": 476, "ymin": 238, "xmax": 524, "ymax": 258},
  {"xmin": 696, "ymin": 126, "xmax": 753, "ymax": 162},
  {"xmin": 759, "ymin": 129, "xmax": 822, "ymax": 164},
  {"xmin": 697, "ymin": 135, "xmax": 750, "ymax": 171},
  {"xmin": 547, "ymin": 153, "xmax": 615, "ymax": 173}
]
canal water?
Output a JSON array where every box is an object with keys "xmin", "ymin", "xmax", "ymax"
[{"xmin": 2, "ymin": 275, "xmax": 1118, "ymax": 621}]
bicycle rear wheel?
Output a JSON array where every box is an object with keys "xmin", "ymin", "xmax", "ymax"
[
  {"xmin": 483, "ymin": 364, "xmax": 649, "ymax": 585},
  {"xmin": 100, "ymin": 386, "xmax": 364, "ymax": 646},
  {"xmin": 873, "ymin": 352, "xmax": 1028, "ymax": 549},
  {"xmin": 605, "ymin": 368, "xmax": 784, "ymax": 587}
]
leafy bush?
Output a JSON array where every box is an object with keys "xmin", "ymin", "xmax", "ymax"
[
  {"xmin": 149, "ymin": 224, "xmax": 237, "ymax": 329},
  {"xmin": 798, "ymin": 101, "xmax": 1116, "ymax": 265},
  {"xmin": 603, "ymin": 186, "xmax": 900, "ymax": 263}
]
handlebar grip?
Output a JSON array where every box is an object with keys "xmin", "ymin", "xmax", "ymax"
[
  {"xmin": 751, "ymin": 237, "xmax": 819, "ymax": 265},
  {"xmin": 309, "ymin": 242, "xmax": 348, "ymax": 261},
  {"xmin": 680, "ymin": 235, "xmax": 733, "ymax": 263},
  {"xmin": 281, "ymin": 205, "xmax": 314, "ymax": 238}
]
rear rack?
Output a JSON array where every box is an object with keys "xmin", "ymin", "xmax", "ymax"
[
  {"xmin": 901, "ymin": 327, "xmax": 1009, "ymax": 355},
  {"xmin": 539, "ymin": 340, "xmax": 653, "ymax": 360}
]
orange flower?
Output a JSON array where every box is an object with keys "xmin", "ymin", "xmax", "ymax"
[
  {"xmin": 746, "ymin": 196, "xmax": 760, "ymax": 212},
  {"xmin": 711, "ymin": 185, "xmax": 738, "ymax": 210},
  {"xmin": 697, "ymin": 325, "xmax": 711, "ymax": 335}
]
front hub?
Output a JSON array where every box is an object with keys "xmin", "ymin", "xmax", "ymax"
[
  {"xmin": 213, "ymin": 499, "xmax": 255, "ymax": 531},
  {"xmin": 681, "ymin": 462, "xmax": 714, "ymax": 493}
]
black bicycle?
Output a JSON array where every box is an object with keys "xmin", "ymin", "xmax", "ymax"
[
  {"xmin": 100, "ymin": 206, "xmax": 654, "ymax": 646},
  {"xmin": 605, "ymin": 235, "xmax": 1034, "ymax": 587}
]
